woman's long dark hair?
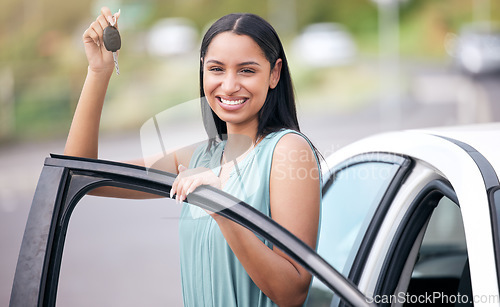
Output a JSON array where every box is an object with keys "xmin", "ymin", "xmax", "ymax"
[{"xmin": 199, "ymin": 13, "xmax": 299, "ymax": 142}]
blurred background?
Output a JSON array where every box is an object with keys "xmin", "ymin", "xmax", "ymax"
[{"xmin": 1, "ymin": 0, "xmax": 500, "ymax": 305}]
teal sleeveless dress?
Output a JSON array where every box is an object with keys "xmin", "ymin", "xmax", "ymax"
[{"xmin": 178, "ymin": 129, "xmax": 321, "ymax": 306}]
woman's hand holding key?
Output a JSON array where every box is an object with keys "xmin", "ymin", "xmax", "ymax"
[{"xmin": 82, "ymin": 7, "xmax": 120, "ymax": 75}]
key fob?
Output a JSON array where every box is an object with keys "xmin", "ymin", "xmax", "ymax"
[{"xmin": 103, "ymin": 26, "xmax": 121, "ymax": 52}]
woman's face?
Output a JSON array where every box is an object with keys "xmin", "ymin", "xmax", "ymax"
[{"xmin": 202, "ymin": 32, "xmax": 281, "ymax": 132}]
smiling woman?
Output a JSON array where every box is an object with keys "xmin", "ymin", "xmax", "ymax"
[
  {"xmin": 202, "ymin": 32, "xmax": 281, "ymax": 125},
  {"xmin": 63, "ymin": 8, "xmax": 321, "ymax": 307}
]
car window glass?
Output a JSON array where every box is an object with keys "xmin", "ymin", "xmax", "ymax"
[
  {"xmin": 308, "ymin": 161, "xmax": 400, "ymax": 305},
  {"xmin": 405, "ymin": 196, "xmax": 469, "ymax": 305},
  {"xmin": 414, "ymin": 196, "xmax": 467, "ymax": 271},
  {"xmin": 56, "ymin": 192, "xmax": 182, "ymax": 306}
]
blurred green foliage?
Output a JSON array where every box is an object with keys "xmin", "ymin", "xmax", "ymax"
[{"xmin": 0, "ymin": 0, "xmax": 498, "ymax": 141}]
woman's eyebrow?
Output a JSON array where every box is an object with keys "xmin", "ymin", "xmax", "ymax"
[
  {"xmin": 206, "ymin": 59, "xmax": 224, "ymax": 65},
  {"xmin": 238, "ymin": 61, "xmax": 261, "ymax": 67},
  {"xmin": 205, "ymin": 59, "xmax": 261, "ymax": 67}
]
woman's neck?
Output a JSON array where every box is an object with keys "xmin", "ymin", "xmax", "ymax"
[
  {"xmin": 224, "ymin": 122, "xmax": 259, "ymax": 160},
  {"xmin": 225, "ymin": 122, "xmax": 258, "ymax": 145}
]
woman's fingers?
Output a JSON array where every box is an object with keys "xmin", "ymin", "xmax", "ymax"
[
  {"xmin": 83, "ymin": 8, "xmax": 117, "ymax": 48},
  {"xmin": 100, "ymin": 6, "xmax": 120, "ymax": 28},
  {"xmin": 170, "ymin": 164, "xmax": 186, "ymax": 199},
  {"xmin": 96, "ymin": 15, "xmax": 108, "ymax": 33},
  {"xmin": 186, "ymin": 177, "xmax": 202, "ymax": 196},
  {"xmin": 170, "ymin": 177, "xmax": 179, "ymax": 199},
  {"xmin": 180, "ymin": 177, "xmax": 202, "ymax": 202},
  {"xmin": 83, "ymin": 26, "xmax": 100, "ymax": 46},
  {"xmin": 101, "ymin": 6, "xmax": 114, "ymax": 25},
  {"xmin": 176, "ymin": 165, "xmax": 190, "ymax": 202},
  {"xmin": 170, "ymin": 167, "xmax": 221, "ymax": 203},
  {"xmin": 177, "ymin": 177, "xmax": 194, "ymax": 203},
  {"xmin": 89, "ymin": 20, "xmax": 104, "ymax": 46}
]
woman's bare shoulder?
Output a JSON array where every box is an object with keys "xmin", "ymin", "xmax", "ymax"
[{"xmin": 273, "ymin": 132, "xmax": 315, "ymax": 163}]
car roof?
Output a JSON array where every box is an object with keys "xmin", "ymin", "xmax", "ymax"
[
  {"xmin": 323, "ymin": 123, "xmax": 500, "ymax": 183},
  {"xmin": 417, "ymin": 123, "xmax": 500, "ymax": 174}
]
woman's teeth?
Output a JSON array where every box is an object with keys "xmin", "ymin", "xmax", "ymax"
[{"xmin": 220, "ymin": 98, "xmax": 246, "ymax": 105}]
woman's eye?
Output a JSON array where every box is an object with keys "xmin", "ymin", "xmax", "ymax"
[
  {"xmin": 241, "ymin": 68, "xmax": 255, "ymax": 74},
  {"xmin": 208, "ymin": 67, "xmax": 223, "ymax": 72}
]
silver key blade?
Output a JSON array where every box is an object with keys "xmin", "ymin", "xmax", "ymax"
[{"xmin": 112, "ymin": 52, "xmax": 120, "ymax": 75}]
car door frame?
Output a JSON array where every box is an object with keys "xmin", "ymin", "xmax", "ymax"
[{"xmin": 10, "ymin": 154, "xmax": 376, "ymax": 307}]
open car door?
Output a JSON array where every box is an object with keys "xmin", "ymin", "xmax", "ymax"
[{"xmin": 10, "ymin": 155, "xmax": 375, "ymax": 307}]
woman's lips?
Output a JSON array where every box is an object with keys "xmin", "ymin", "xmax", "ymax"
[{"xmin": 217, "ymin": 96, "xmax": 248, "ymax": 110}]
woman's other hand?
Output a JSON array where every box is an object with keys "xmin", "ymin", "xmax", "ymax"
[
  {"xmin": 170, "ymin": 165, "xmax": 221, "ymax": 204},
  {"xmin": 82, "ymin": 6, "xmax": 120, "ymax": 74}
]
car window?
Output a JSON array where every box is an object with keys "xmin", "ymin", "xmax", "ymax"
[
  {"xmin": 320, "ymin": 161, "xmax": 400, "ymax": 274},
  {"xmin": 309, "ymin": 158, "xmax": 404, "ymax": 305},
  {"xmin": 56, "ymin": 192, "xmax": 183, "ymax": 306},
  {"xmin": 404, "ymin": 196, "xmax": 470, "ymax": 306}
]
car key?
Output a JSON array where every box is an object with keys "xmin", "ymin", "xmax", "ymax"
[{"xmin": 103, "ymin": 25, "xmax": 121, "ymax": 75}]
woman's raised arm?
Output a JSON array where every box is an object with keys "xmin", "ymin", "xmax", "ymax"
[
  {"xmin": 64, "ymin": 7, "xmax": 119, "ymax": 158},
  {"xmin": 63, "ymin": 7, "xmax": 196, "ymax": 198}
]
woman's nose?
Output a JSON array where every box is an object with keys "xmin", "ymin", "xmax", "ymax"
[{"xmin": 221, "ymin": 73, "xmax": 240, "ymax": 94}]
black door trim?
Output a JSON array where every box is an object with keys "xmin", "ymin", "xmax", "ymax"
[
  {"xmin": 437, "ymin": 136, "xmax": 500, "ymax": 288},
  {"xmin": 374, "ymin": 179, "xmax": 456, "ymax": 305}
]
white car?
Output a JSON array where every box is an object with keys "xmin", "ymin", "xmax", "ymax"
[
  {"xmin": 10, "ymin": 124, "xmax": 500, "ymax": 306},
  {"xmin": 310, "ymin": 123, "xmax": 500, "ymax": 306}
]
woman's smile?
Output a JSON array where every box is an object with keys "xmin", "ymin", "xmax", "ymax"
[
  {"xmin": 218, "ymin": 97, "xmax": 247, "ymax": 106},
  {"xmin": 217, "ymin": 96, "xmax": 249, "ymax": 111}
]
